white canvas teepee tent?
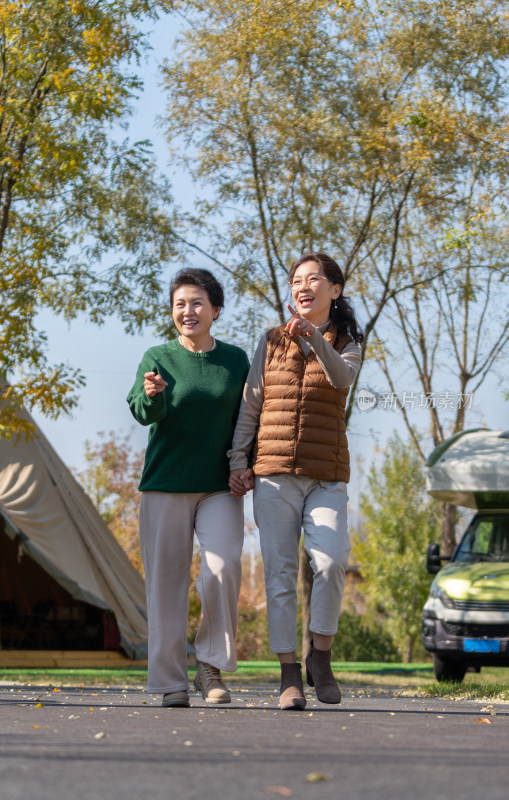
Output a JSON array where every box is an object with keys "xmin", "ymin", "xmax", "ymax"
[{"xmin": 0, "ymin": 407, "xmax": 148, "ymax": 664}]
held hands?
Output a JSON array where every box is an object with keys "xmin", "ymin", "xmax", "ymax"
[
  {"xmin": 144, "ymin": 371, "xmax": 168, "ymax": 398},
  {"xmin": 229, "ymin": 468, "xmax": 254, "ymax": 497},
  {"xmin": 285, "ymin": 304, "xmax": 315, "ymax": 337}
]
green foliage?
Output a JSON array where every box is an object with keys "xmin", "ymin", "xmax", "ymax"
[
  {"xmin": 352, "ymin": 434, "xmax": 442, "ymax": 662},
  {"xmin": 0, "ymin": 0, "xmax": 178, "ymax": 435},
  {"xmin": 235, "ymin": 606, "xmax": 272, "ymax": 661},
  {"xmin": 332, "ymin": 610, "xmax": 399, "ymax": 663},
  {"xmin": 162, "ymin": 0, "xmax": 509, "ymax": 417}
]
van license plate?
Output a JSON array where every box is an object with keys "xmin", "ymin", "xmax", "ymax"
[{"xmin": 464, "ymin": 639, "xmax": 500, "ymax": 653}]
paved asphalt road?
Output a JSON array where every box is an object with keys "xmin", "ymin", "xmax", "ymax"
[{"xmin": 1, "ymin": 682, "xmax": 507, "ymax": 800}]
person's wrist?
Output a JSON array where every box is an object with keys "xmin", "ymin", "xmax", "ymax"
[{"xmin": 230, "ymin": 462, "xmax": 248, "ymax": 472}]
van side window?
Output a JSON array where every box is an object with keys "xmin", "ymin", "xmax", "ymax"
[
  {"xmin": 456, "ymin": 515, "xmax": 509, "ymax": 562},
  {"xmin": 473, "ymin": 520, "xmax": 492, "ymax": 554}
]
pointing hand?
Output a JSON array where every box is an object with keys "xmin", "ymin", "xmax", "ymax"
[{"xmin": 285, "ymin": 304, "xmax": 315, "ymax": 337}]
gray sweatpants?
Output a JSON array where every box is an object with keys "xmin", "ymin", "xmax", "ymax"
[
  {"xmin": 139, "ymin": 490, "xmax": 244, "ymax": 693},
  {"xmin": 254, "ymin": 474, "xmax": 350, "ymax": 654}
]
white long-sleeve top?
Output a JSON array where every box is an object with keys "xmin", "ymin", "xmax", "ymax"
[{"xmin": 227, "ymin": 321, "xmax": 362, "ymax": 471}]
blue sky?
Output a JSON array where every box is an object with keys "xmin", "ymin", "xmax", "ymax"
[{"xmin": 31, "ymin": 10, "xmax": 508, "ymax": 522}]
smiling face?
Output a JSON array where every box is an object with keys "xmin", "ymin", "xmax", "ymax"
[
  {"xmin": 290, "ymin": 260, "xmax": 341, "ymax": 326},
  {"xmin": 172, "ymin": 284, "xmax": 220, "ymax": 344}
]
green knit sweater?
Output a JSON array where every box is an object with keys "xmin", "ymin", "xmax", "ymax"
[{"xmin": 127, "ymin": 338, "xmax": 249, "ymax": 493}]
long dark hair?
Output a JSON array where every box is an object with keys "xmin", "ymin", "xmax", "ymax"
[{"xmin": 288, "ymin": 252, "xmax": 364, "ymax": 344}]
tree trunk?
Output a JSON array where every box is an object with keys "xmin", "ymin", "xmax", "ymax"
[
  {"xmin": 300, "ymin": 546, "xmax": 313, "ymax": 662},
  {"xmin": 405, "ymin": 635, "xmax": 414, "ymax": 663},
  {"xmin": 440, "ymin": 502, "xmax": 457, "ymax": 557}
]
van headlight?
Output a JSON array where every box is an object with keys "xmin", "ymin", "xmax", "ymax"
[{"xmin": 430, "ymin": 582, "xmax": 455, "ymax": 609}]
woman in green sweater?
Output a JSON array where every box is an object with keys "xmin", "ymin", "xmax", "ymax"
[{"xmin": 127, "ymin": 268, "xmax": 249, "ymax": 708}]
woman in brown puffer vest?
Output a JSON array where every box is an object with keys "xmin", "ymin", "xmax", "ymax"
[{"xmin": 229, "ymin": 253, "xmax": 364, "ymax": 711}]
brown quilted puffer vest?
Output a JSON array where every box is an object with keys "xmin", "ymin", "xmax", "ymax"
[{"xmin": 253, "ymin": 323, "xmax": 352, "ymax": 482}]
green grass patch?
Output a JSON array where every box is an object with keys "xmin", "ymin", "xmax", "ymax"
[
  {"xmin": 0, "ymin": 660, "xmax": 432, "ymax": 688},
  {"xmin": 2, "ymin": 662, "xmax": 507, "ymax": 699},
  {"xmin": 0, "ymin": 668, "xmax": 148, "ymax": 687},
  {"xmin": 332, "ymin": 662, "xmax": 432, "ymax": 673},
  {"xmin": 404, "ymin": 681, "xmax": 509, "ymax": 701},
  {"xmin": 399, "ymin": 668, "xmax": 509, "ymax": 702},
  {"xmin": 331, "ymin": 663, "xmax": 434, "ymax": 688}
]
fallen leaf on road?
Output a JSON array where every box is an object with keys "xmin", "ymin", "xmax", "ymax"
[
  {"xmin": 263, "ymin": 786, "xmax": 292, "ymax": 796},
  {"xmin": 94, "ymin": 732, "xmax": 107, "ymax": 739},
  {"xmin": 35, "ymin": 703, "xmax": 44, "ymax": 708},
  {"xmin": 306, "ymin": 773, "xmax": 332, "ymax": 783},
  {"xmin": 32, "ymin": 725, "xmax": 40, "ymax": 729},
  {"xmin": 475, "ymin": 718, "xmax": 493, "ymax": 724},
  {"xmin": 53, "ymin": 688, "xmax": 60, "ymax": 693}
]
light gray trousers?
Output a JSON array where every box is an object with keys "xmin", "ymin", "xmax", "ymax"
[
  {"xmin": 254, "ymin": 474, "xmax": 350, "ymax": 654},
  {"xmin": 139, "ymin": 490, "xmax": 244, "ymax": 693}
]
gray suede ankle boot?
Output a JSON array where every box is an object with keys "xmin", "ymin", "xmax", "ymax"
[
  {"xmin": 278, "ymin": 662, "xmax": 306, "ymax": 710},
  {"xmin": 305, "ymin": 640, "xmax": 341, "ymax": 704}
]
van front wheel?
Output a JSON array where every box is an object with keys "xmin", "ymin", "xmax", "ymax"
[{"xmin": 433, "ymin": 654, "xmax": 467, "ymax": 683}]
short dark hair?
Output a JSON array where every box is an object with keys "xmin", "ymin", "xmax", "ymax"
[{"xmin": 170, "ymin": 268, "xmax": 224, "ymax": 310}]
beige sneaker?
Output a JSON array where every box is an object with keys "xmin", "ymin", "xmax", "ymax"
[{"xmin": 193, "ymin": 661, "xmax": 231, "ymax": 704}]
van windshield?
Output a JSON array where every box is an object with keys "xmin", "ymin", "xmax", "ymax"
[{"xmin": 454, "ymin": 515, "xmax": 509, "ymax": 563}]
